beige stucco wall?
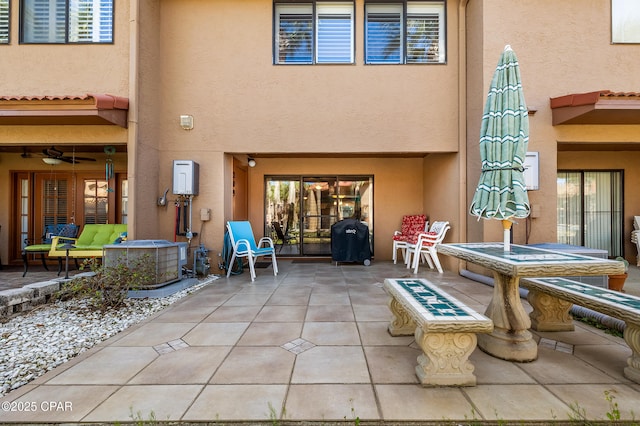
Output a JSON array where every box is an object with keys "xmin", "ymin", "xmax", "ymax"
[
  {"xmin": 423, "ymin": 153, "xmax": 461, "ymax": 271},
  {"xmin": 0, "ymin": 3, "xmax": 130, "ymax": 95},
  {"xmin": 153, "ymin": 0, "xmax": 460, "ymax": 155},
  {"xmin": 146, "ymin": 0, "xmax": 464, "ymax": 264}
]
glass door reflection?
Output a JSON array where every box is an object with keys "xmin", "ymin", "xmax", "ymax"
[
  {"xmin": 302, "ymin": 177, "xmax": 336, "ymax": 255},
  {"xmin": 265, "ymin": 179, "xmax": 300, "ymax": 255}
]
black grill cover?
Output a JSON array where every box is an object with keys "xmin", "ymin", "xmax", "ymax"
[{"xmin": 331, "ymin": 218, "xmax": 371, "ymax": 263}]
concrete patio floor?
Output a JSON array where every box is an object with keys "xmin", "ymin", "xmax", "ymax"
[{"xmin": 1, "ymin": 259, "xmax": 640, "ymax": 424}]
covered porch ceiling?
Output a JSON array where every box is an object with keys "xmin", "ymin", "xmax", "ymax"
[
  {"xmin": 550, "ymin": 90, "xmax": 640, "ymax": 125},
  {"xmin": 0, "ymin": 94, "xmax": 129, "ymax": 128}
]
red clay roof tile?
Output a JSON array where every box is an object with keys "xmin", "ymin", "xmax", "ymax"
[
  {"xmin": 0, "ymin": 93, "xmax": 129, "ymax": 127},
  {"xmin": 550, "ymin": 90, "xmax": 640, "ymax": 109},
  {"xmin": 0, "ymin": 94, "xmax": 128, "ymax": 110},
  {"xmin": 550, "ymin": 90, "xmax": 640, "ymax": 125}
]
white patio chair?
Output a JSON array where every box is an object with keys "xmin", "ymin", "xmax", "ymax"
[
  {"xmin": 405, "ymin": 221, "xmax": 450, "ymax": 273},
  {"xmin": 226, "ymin": 221, "xmax": 278, "ymax": 281}
]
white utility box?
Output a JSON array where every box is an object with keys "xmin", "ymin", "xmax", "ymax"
[{"xmin": 173, "ymin": 160, "xmax": 199, "ymax": 195}]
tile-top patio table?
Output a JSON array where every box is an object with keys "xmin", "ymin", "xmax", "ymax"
[{"xmin": 437, "ymin": 242, "xmax": 625, "ymax": 362}]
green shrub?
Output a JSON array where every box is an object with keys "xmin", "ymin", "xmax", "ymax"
[{"xmin": 57, "ymin": 254, "xmax": 156, "ymax": 309}]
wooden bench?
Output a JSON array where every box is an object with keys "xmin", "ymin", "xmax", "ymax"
[
  {"xmin": 520, "ymin": 276, "xmax": 640, "ymax": 384},
  {"xmin": 383, "ymin": 278, "xmax": 493, "ymax": 386}
]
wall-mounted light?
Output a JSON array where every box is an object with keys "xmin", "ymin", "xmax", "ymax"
[
  {"xmin": 42, "ymin": 157, "xmax": 63, "ymax": 165},
  {"xmin": 248, "ymin": 157, "xmax": 256, "ymax": 167},
  {"xmin": 180, "ymin": 115, "xmax": 194, "ymax": 130}
]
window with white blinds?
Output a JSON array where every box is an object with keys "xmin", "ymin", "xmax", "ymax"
[
  {"xmin": 406, "ymin": 3, "xmax": 444, "ymax": 63},
  {"xmin": 365, "ymin": 4, "xmax": 402, "ymax": 63},
  {"xmin": 69, "ymin": 0, "xmax": 113, "ymax": 42},
  {"xmin": 276, "ymin": 4, "xmax": 313, "ymax": 63},
  {"xmin": 275, "ymin": 2, "xmax": 354, "ymax": 64},
  {"xmin": 21, "ymin": 0, "xmax": 113, "ymax": 44},
  {"xmin": 0, "ymin": 0, "xmax": 9, "ymax": 44},
  {"xmin": 317, "ymin": 3, "xmax": 353, "ymax": 63},
  {"xmin": 366, "ymin": 1, "xmax": 445, "ymax": 64}
]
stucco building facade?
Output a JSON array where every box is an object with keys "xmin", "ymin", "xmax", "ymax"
[{"xmin": 1, "ymin": 0, "xmax": 639, "ymax": 272}]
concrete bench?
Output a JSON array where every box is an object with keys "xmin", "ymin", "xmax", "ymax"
[
  {"xmin": 520, "ymin": 276, "xmax": 640, "ymax": 384},
  {"xmin": 383, "ymin": 278, "xmax": 493, "ymax": 386}
]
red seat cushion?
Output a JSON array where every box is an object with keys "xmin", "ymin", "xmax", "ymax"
[{"xmin": 398, "ymin": 215, "xmax": 426, "ymax": 238}]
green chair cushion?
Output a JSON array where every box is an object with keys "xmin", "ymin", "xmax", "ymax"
[
  {"xmin": 24, "ymin": 244, "xmax": 52, "ymax": 252},
  {"xmin": 75, "ymin": 224, "xmax": 128, "ymax": 247}
]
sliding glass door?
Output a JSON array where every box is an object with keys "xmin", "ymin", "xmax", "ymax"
[
  {"xmin": 557, "ymin": 170, "xmax": 623, "ymax": 257},
  {"xmin": 265, "ymin": 176, "xmax": 373, "ymax": 256}
]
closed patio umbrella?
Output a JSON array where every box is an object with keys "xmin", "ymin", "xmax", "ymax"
[{"xmin": 469, "ymin": 45, "xmax": 530, "ymax": 251}]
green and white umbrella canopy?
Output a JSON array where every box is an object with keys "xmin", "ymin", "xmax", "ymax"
[{"xmin": 469, "ymin": 45, "xmax": 530, "ymax": 250}]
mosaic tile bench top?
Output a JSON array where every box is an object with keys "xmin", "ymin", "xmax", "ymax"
[
  {"xmin": 384, "ymin": 278, "xmax": 492, "ymax": 331},
  {"xmin": 521, "ymin": 277, "xmax": 640, "ymax": 319},
  {"xmin": 437, "ymin": 243, "xmax": 624, "ymax": 277}
]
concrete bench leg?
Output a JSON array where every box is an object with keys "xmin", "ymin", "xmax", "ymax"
[
  {"xmin": 387, "ymin": 297, "xmax": 417, "ymax": 336},
  {"xmin": 526, "ymin": 289, "xmax": 575, "ymax": 332},
  {"xmin": 624, "ymin": 324, "xmax": 640, "ymax": 384},
  {"xmin": 414, "ymin": 328, "xmax": 478, "ymax": 387}
]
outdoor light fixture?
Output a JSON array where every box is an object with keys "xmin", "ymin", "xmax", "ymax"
[
  {"xmin": 180, "ymin": 115, "xmax": 194, "ymax": 130},
  {"xmin": 248, "ymin": 157, "xmax": 256, "ymax": 167},
  {"xmin": 42, "ymin": 157, "xmax": 63, "ymax": 165}
]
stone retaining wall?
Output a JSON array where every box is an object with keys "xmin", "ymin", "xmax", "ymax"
[{"xmin": 0, "ymin": 281, "xmax": 62, "ymax": 319}]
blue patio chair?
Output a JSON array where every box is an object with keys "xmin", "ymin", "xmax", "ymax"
[{"xmin": 226, "ymin": 221, "xmax": 278, "ymax": 281}]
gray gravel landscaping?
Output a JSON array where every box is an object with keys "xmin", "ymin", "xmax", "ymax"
[{"xmin": 0, "ymin": 276, "xmax": 217, "ymax": 397}]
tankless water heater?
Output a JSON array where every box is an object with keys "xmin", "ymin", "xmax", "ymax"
[{"xmin": 172, "ymin": 160, "xmax": 199, "ymax": 195}]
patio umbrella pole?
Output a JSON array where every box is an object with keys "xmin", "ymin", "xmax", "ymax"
[{"xmin": 502, "ymin": 220, "xmax": 512, "ymax": 252}]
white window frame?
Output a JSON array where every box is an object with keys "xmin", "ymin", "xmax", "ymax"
[
  {"xmin": 275, "ymin": 1, "xmax": 354, "ymax": 64},
  {"xmin": 365, "ymin": 1, "xmax": 445, "ymax": 64},
  {"xmin": 0, "ymin": 0, "xmax": 9, "ymax": 44},
  {"xmin": 612, "ymin": 0, "xmax": 640, "ymax": 43},
  {"xmin": 21, "ymin": 0, "xmax": 114, "ymax": 44}
]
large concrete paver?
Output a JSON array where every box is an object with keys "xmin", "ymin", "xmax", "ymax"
[{"xmin": 183, "ymin": 384, "xmax": 288, "ymax": 421}]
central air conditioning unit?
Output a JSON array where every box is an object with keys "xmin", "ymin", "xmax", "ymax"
[{"xmin": 103, "ymin": 240, "xmax": 187, "ymax": 289}]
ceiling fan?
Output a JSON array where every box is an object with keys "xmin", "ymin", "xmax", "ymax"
[{"xmin": 40, "ymin": 146, "xmax": 97, "ymax": 164}]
